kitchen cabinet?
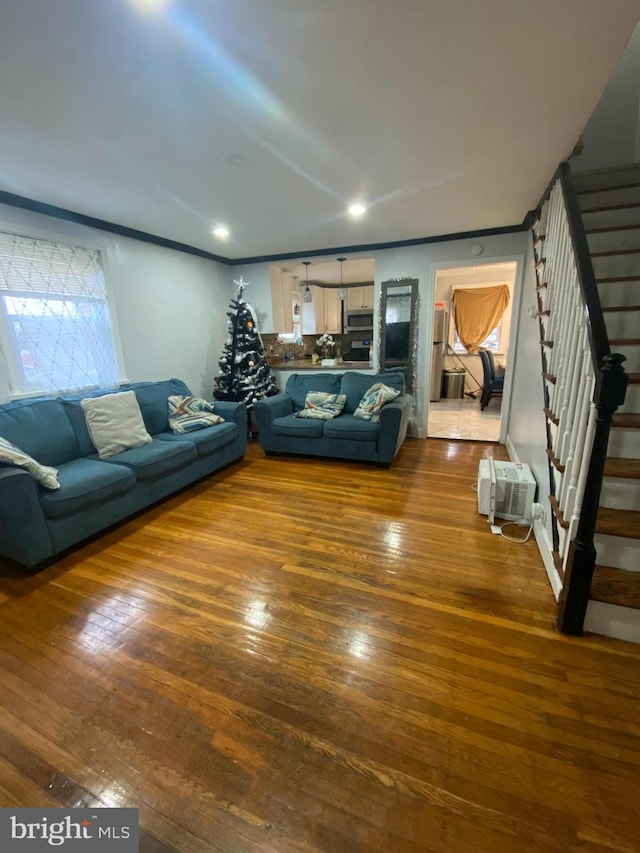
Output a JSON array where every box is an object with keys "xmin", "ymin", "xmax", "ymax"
[
  {"xmin": 301, "ymin": 286, "xmax": 341, "ymax": 334},
  {"xmin": 322, "ymin": 288, "xmax": 342, "ymax": 334},
  {"xmin": 271, "ymin": 273, "xmax": 342, "ymax": 335},
  {"xmin": 270, "ymin": 266, "xmax": 301, "ymax": 335},
  {"xmin": 346, "ymin": 285, "xmax": 375, "ymax": 310}
]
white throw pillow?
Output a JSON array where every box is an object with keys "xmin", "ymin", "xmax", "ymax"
[
  {"xmin": 81, "ymin": 391, "xmax": 152, "ymax": 459},
  {"xmin": 0, "ymin": 435, "xmax": 60, "ymax": 489}
]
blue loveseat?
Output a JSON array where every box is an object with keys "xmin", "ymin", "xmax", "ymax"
[
  {"xmin": 253, "ymin": 371, "xmax": 411, "ymax": 467},
  {"xmin": 0, "ymin": 378, "xmax": 247, "ymax": 569}
]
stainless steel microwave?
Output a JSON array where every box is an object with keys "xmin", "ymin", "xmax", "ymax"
[{"xmin": 345, "ymin": 308, "xmax": 374, "ymax": 333}]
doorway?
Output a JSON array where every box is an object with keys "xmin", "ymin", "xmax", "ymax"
[{"xmin": 427, "ymin": 261, "xmax": 517, "ymax": 441}]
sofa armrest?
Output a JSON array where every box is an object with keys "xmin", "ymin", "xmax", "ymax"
[
  {"xmin": 253, "ymin": 394, "xmax": 294, "ymax": 452},
  {"xmin": 0, "ymin": 468, "xmax": 54, "ymax": 567},
  {"xmin": 254, "ymin": 394, "xmax": 293, "ymax": 422},
  {"xmin": 378, "ymin": 393, "xmax": 412, "ymax": 465},
  {"xmin": 211, "ymin": 401, "xmax": 248, "ymax": 454}
]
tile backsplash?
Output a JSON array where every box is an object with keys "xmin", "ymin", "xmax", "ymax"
[{"xmin": 261, "ymin": 333, "xmax": 371, "ymax": 360}]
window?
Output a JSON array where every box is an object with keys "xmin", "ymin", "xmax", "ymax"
[
  {"xmin": 453, "ymin": 320, "xmax": 503, "ymax": 354},
  {"xmin": 0, "ymin": 231, "xmax": 120, "ymax": 396}
]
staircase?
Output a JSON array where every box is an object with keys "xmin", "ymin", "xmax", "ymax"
[
  {"xmin": 532, "ymin": 162, "xmax": 639, "ymax": 642},
  {"xmin": 577, "ymin": 165, "xmax": 640, "ymax": 633}
]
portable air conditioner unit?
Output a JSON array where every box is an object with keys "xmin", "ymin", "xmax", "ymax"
[{"xmin": 477, "ymin": 458, "xmax": 536, "ymax": 524}]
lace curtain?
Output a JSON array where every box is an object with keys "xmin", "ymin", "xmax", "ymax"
[{"xmin": 0, "ymin": 231, "xmax": 119, "ymax": 395}]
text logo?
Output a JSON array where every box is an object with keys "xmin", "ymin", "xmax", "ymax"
[{"xmin": 0, "ymin": 808, "xmax": 138, "ymax": 851}]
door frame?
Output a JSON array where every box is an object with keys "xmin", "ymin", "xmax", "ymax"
[{"xmin": 422, "ymin": 254, "xmax": 525, "ymax": 443}]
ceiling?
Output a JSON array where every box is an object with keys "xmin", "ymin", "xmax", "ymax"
[{"xmin": 1, "ymin": 0, "xmax": 639, "ymax": 262}]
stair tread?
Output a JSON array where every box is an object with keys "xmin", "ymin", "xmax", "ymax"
[
  {"xmin": 549, "ymin": 495, "xmax": 569, "ymax": 530},
  {"xmin": 591, "ymin": 565, "xmax": 640, "ymax": 609},
  {"xmin": 578, "ymin": 180, "xmax": 640, "ymax": 194},
  {"xmin": 612, "ymin": 412, "xmax": 640, "ymax": 428},
  {"xmin": 582, "ymin": 202, "xmax": 640, "ymax": 214},
  {"xmin": 595, "ymin": 507, "xmax": 640, "ymax": 539},
  {"xmin": 590, "ymin": 248, "xmax": 640, "ymax": 257},
  {"xmin": 585, "ymin": 224, "xmax": 640, "ymax": 234},
  {"xmin": 604, "ymin": 457, "xmax": 640, "ymax": 479}
]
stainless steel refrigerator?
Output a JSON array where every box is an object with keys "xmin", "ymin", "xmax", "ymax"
[{"xmin": 429, "ymin": 307, "xmax": 448, "ymax": 402}]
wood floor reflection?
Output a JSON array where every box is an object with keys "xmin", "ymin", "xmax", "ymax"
[{"xmin": 0, "ymin": 438, "xmax": 639, "ymax": 852}]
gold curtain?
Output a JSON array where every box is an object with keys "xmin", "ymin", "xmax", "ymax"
[{"xmin": 452, "ymin": 284, "xmax": 510, "ymax": 353}]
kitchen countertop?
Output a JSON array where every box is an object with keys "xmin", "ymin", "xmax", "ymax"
[{"xmin": 268, "ymin": 359, "xmax": 372, "ymax": 371}]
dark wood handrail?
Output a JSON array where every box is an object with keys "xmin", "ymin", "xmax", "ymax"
[{"xmin": 557, "ymin": 163, "xmax": 611, "ymax": 372}]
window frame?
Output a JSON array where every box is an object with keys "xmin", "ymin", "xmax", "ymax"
[{"xmin": 0, "ymin": 226, "xmax": 126, "ymax": 400}]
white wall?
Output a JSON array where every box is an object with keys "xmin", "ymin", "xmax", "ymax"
[
  {"xmin": 0, "ymin": 203, "xmax": 232, "ymax": 402},
  {"xmin": 575, "ymin": 21, "xmax": 640, "ymax": 171},
  {"xmin": 236, "ymin": 232, "xmax": 529, "ymax": 438}
]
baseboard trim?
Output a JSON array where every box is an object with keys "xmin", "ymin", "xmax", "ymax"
[
  {"xmin": 505, "ymin": 434, "xmax": 518, "ymax": 463},
  {"xmin": 505, "ymin": 434, "xmax": 561, "ymax": 599},
  {"xmin": 534, "ymin": 520, "xmax": 562, "ymax": 601}
]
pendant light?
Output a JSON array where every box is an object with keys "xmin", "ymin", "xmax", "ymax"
[
  {"xmin": 303, "ymin": 261, "xmax": 312, "ymax": 302},
  {"xmin": 337, "ymin": 257, "xmax": 346, "ymax": 301}
]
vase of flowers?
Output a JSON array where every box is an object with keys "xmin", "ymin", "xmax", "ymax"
[{"xmin": 317, "ymin": 333, "xmax": 337, "ymax": 365}]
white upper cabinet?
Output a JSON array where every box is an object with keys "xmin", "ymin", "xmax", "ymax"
[
  {"xmin": 346, "ymin": 285, "xmax": 375, "ymax": 310},
  {"xmin": 322, "ymin": 288, "xmax": 342, "ymax": 334}
]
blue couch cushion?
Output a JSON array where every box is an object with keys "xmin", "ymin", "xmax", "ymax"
[
  {"xmin": 0, "ymin": 398, "xmax": 79, "ymax": 466},
  {"xmin": 324, "ymin": 414, "xmax": 379, "ymax": 442},
  {"xmin": 271, "ymin": 414, "xmax": 324, "ymax": 438},
  {"xmin": 155, "ymin": 422, "xmax": 237, "ymax": 457},
  {"xmin": 40, "ymin": 457, "xmax": 136, "ymax": 519},
  {"xmin": 103, "ymin": 437, "xmax": 196, "ymax": 481},
  {"xmin": 285, "ymin": 373, "xmax": 342, "ymax": 412},
  {"xmin": 340, "ymin": 371, "xmax": 405, "ymax": 414},
  {"xmin": 125, "ymin": 379, "xmax": 192, "ymax": 435}
]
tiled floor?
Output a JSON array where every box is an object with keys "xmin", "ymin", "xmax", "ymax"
[{"xmin": 427, "ymin": 394, "xmax": 501, "ymax": 441}]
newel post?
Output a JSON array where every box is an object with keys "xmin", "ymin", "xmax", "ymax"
[{"xmin": 556, "ymin": 354, "xmax": 628, "ymax": 635}]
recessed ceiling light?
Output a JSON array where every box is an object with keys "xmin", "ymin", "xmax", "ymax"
[
  {"xmin": 212, "ymin": 226, "xmax": 230, "ymax": 238},
  {"xmin": 130, "ymin": 0, "xmax": 168, "ymax": 11},
  {"xmin": 222, "ymin": 153, "xmax": 246, "ymax": 167},
  {"xmin": 347, "ymin": 202, "xmax": 367, "ymax": 217}
]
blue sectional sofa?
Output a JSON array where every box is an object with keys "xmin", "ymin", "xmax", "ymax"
[
  {"xmin": 0, "ymin": 378, "xmax": 247, "ymax": 568},
  {"xmin": 253, "ymin": 371, "xmax": 411, "ymax": 467}
]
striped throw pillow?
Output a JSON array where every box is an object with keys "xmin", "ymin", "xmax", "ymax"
[{"xmin": 168, "ymin": 396, "xmax": 225, "ymax": 434}]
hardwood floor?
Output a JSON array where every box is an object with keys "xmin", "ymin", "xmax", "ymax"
[{"xmin": 1, "ymin": 438, "xmax": 639, "ymax": 852}]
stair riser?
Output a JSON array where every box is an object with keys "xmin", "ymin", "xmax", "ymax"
[
  {"xmin": 607, "ymin": 427, "xmax": 640, "ymax": 458},
  {"xmin": 587, "ymin": 230, "xmax": 640, "ymax": 252},
  {"xmin": 597, "ymin": 279, "xmax": 639, "ymax": 308},
  {"xmin": 582, "ymin": 207, "xmax": 640, "ymax": 229},
  {"xmin": 579, "ymin": 186, "xmax": 640, "ymax": 208},
  {"xmin": 594, "ymin": 532, "xmax": 640, "ymax": 571},
  {"xmin": 600, "ymin": 478, "xmax": 640, "ymax": 512},
  {"xmin": 618, "ymin": 382, "xmax": 640, "ymax": 412},
  {"xmin": 604, "ymin": 311, "xmax": 640, "ymax": 338},
  {"xmin": 592, "ymin": 253, "xmax": 640, "ymax": 278},
  {"xmin": 573, "ymin": 165, "xmax": 640, "ymax": 192}
]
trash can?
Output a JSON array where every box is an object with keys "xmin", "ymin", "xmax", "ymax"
[{"xmin": 442, "ymin": 368, "xmax": 466, "ymax": 399}]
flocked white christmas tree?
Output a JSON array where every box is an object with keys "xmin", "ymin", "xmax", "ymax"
[{"xmin": 214, "ymin": 277, "xmax": 278, "ymax": 407}]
